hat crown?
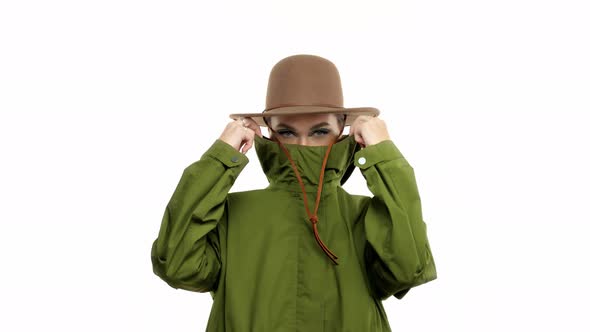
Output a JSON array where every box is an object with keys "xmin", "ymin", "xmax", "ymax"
[{"xmin": 265, "ymin": 54, "xmax": 344, "ymax": 111}]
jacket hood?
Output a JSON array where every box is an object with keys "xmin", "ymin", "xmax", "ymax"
[{"xmin": 254, "ymin": 134, "xmax": 361, "ymax": 190}]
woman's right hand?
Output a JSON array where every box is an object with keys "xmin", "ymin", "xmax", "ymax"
[{"xmin": 218, "ymin": 117, "xmax": 262, "ymax": 154}]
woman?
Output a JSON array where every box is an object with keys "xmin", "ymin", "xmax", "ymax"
[{"xmin": 151, "ymin": 54, "xmax": 437, "ymax": 331}]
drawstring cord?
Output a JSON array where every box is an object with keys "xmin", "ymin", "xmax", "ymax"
[
  {"xmin": 265, "ymin": 120, "xmax": 346, "ymax": 265},
  {"xmin": 277, "ymin": 140, "xmax": 338, "ymax": 265}
]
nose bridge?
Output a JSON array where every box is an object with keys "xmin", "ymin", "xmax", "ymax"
[{"xmin": 298, "ymin": 136, "xmax": 308, "ymax": 146}]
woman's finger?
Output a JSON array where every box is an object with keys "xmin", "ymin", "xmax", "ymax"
[
  {"xmin": 354, "ymin": 131, "xmax": 365, "ymax": 148},
  {"xmin": 243, "ymin": 117, "xmax": 263, "ymax": 138},
  {"xmin": 349, "ymin": 118, "xmax": 366, "ymax": 147},
  {"xmin": 240, "ymin": 129, "xmax": 255, "ymax": 154},
  {"xmin": 219, "ymin": 119, "xmax": 251, "ymax": 151}
]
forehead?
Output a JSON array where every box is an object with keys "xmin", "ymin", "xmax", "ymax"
[{"xmin": 269, "ymin": 113, "xmax": 339, "ymax": 127}]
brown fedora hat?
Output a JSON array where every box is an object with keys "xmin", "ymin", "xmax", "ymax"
[{"xmin": 229, "ymin": 54, "xmax": 379, "ymax": 127}]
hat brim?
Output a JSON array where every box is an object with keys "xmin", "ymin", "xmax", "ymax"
[{"xmin": 229, "ymin": 106, "xmax": 380, "ymax": 127}]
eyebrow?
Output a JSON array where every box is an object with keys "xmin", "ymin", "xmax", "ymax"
[
  {"xmin": 276, "ymin": 122, "xmax": 331, "ymax": 131},
  {"xmin": 310, "ymin": 122, "xmax": 330, "ymax": 130}
]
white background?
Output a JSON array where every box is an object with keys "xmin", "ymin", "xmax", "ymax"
[{"xmin": 1, "ymin": 0, "xmax": 589, "ymax": 331}]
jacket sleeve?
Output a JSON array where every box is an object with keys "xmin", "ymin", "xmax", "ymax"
[
  {"xmin": 150, "ymin": 139, "xmax": 248, "ymax": 292},
  {"xmin": 354, "ymin": 139, "xmax": 437, "ymax": 301}
]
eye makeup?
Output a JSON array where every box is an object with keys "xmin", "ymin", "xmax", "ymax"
[
  {"xmin": 276, "ymin": 128, "xmax": 333, "ymax": 138},
  {"xmin": 274, "ymin": 121, "xmax": 335, "ymax": 136}
]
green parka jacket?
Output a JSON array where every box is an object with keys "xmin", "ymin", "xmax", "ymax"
[{"xmin": 151, "ymin": 134, "xmax": 437, "ymax": 331}]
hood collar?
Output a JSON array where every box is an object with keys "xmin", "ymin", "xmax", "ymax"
[
  {"xmin": 254, "ymin": 134, "xmax": 361, "ymax": 191},
  {"xmin": 254, "ymin": 134, "xmax": 361, "ymax": 265}
]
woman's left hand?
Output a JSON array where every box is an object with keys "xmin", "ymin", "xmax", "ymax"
[{"xmin": 349, "ymin": 115, "xmax": 391, "ymax": 147}]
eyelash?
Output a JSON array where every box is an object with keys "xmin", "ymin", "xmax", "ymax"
[
  {"xmin": 313, "ymin": 129, "xmax": 330, "ymax": 136},
  {"xmin": 277, "ymin": 129, "xmax": 331, "ymax": 137}
]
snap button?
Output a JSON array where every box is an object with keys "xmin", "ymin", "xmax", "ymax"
[
  {"xmin": 358, "ymin": 157, "xmax": 366, "ymax": 165},
  {"xmin": 231, "ymin": 156, "xmax": 239, "ymax": 163}
]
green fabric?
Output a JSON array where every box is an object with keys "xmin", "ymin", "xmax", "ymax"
[{"xmin": 151, "ymin": 134, "xmax": 437, "ymax": 331}]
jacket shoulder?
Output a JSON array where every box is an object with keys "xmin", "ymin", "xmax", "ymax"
[
  {"xmin": 228, "ymin": 188, "xmax": 268, "ymax": 198},
  {"xmin": 336, "ymin": 186, "xmax": 371, "ymax": 204},
  {"xmin": 227, "ymin": 188, "xmax": 275, "ymax": 205},
  {"xmin": 335, "ymin": 186, "xmax": 372, "ymax": 224}
]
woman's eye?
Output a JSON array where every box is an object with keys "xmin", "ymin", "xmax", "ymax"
[
  {"xmin": 277, "ymin": 130, "xmax": 296, "ymax": 137},
  {"xmin": 311, "ymin": 129, "xmax": 330, "ymax": 136}
]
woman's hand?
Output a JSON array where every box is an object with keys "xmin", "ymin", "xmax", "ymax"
[
  {"xmin": 219, "ymin": 117, "xmax": 263, "ymax": 153},
  {"xmin": 349, "ymin": 115, "xmax": 391, "ymax": 148}
]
